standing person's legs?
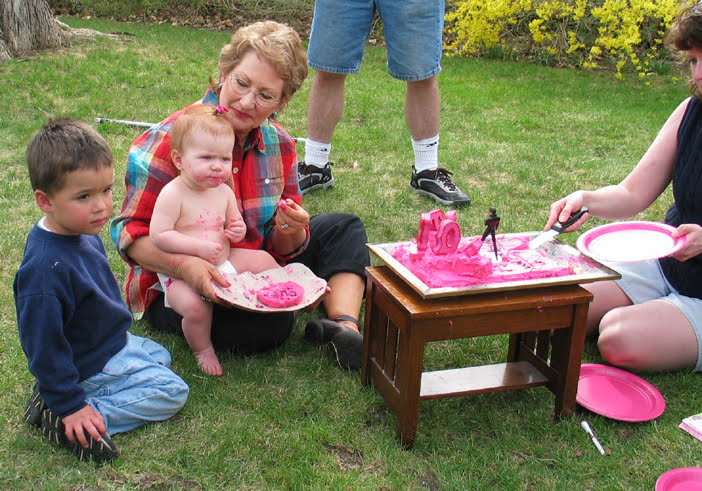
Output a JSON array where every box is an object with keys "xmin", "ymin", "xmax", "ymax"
[
  {"xmin": 80, "ymin": 333, "xmax": 189, "ymax": 435},
  {"xmin": 300, "ymin": 0, "xmax": 375, "ymax": 193},
  {"xmin": 299, "ymin": 72, "xmax": 346, "ymax": 192},
  {"xmin": 405, "ymin": 76, "xmax": 440, "ymax": 145},
  {"xmin": 306, "ymin": 72, "xmax": 346, "ymax": 147},
  {"xmin": 380, "ymin": 0, "xmax": 469, "ymax": 206},
  {"xmin": 380, "ymin": 0, "xmax": 443, "ymax": 145}
]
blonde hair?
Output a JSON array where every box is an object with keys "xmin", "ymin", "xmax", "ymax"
[
  {"xmin": 171, "ymin": 105, "xmax": 235, "ymax": 153},
  {"xmin": 213, "ymin": 21, "xmax": 308, "ymax": 102}
]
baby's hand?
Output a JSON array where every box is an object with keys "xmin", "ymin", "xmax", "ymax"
[
  {"xmin": 198, "ymin": 241, "xmax": 224, "ymax": 264},
  {"xmin": 224, "ymin": 216, "xmax": 246, "ymax": 243}
]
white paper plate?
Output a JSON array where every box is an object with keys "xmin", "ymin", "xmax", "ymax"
[
  {"xmin": 577, "ymin": 221, "xmax": 685, "ymax": 263},
  {"xmin": 212, "ymin": 263, "xmax": 327, "ymax": 312}
]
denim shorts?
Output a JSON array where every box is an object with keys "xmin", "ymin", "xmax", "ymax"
[
  {"xmin": 612, "ymin": 259, "xmax": 702, "ymax": 371},
  {"xmin": 307, "ymin": 0, "xmax": 445, "ymax": 81}
]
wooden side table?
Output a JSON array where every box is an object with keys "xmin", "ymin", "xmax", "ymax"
[{"xmin": 361, "ymin": 265, "xmax": 593, "ymax": 448}]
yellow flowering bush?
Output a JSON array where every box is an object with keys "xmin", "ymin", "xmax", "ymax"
[{"xmin": 445, "ymin": 0, "xmax": 693, "ymax": 77}]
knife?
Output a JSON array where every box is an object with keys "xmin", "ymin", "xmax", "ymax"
[{"xmin": 529, "ymin": 206, "xmax": 589, "ymax": 249}]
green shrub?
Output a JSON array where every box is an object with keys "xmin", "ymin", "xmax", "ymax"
[
  {"xmin": 49, "ymin": 0, "xmax": 691, "ymax": 77},
  {"xmin": 445, "ymin": 0, "xmax": 694, "ymax": 78}
]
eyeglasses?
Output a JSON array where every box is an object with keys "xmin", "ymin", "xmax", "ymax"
[{"xmin": 227, "ymin": 75, "xmax": 281, "ymax": 108}]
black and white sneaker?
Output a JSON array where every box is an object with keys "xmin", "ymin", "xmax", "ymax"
[
  {"xmin": 24, "ymin": 382, "xmax": 46, "ymax": 428},
  {"xmin": 298, "ymin": 161, "xmax": 334, "ymax": 194},
  {"xmin": 41, "ymin": 409, "xmax": 119, "ymax": 462},
  {"xmin": 409, "ymin": 167, "xmax": 471, "ymax": 207}
]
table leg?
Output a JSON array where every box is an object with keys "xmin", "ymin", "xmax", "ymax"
[
  {"xmin": 549, "ymin": 302, "xmax": 589, "ymax": 419},
  {"xmin": 394, "ymin": 322, "xmax": 424, "ymax": 448},
  {"xmin": 361, "ymin": 278, "xmax": 375, "ymax": 386}
]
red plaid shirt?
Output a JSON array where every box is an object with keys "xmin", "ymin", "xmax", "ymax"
[{"xmin": 110, "ymin": 90, "xmax": 307, "ymax": 313}]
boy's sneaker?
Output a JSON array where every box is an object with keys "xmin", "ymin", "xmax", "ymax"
[
  {"xmin": 41, "ymin": 409, "xmax": 119, "ymax": 462},
  {"xmin": 298, "ymin": 161, "xmax": 334, "ymax": 194},
  {"xmin": 410, "ymin": 167, "xmax": 471, "ymax": 207},
  {"xmin": 24, "ymin": 382, "xmax": 47, "ymax": 427}
]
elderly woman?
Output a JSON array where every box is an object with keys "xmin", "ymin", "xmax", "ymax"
[
  {"xmin": 111, "ymin": 21, "xmax": 369, "ymax": 370},
  {"xmin": 543, "ymin": 4, "xmax": 702, "ymax": 373}
]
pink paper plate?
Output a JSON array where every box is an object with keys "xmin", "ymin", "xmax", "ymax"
[
  {"xmin": 656, "ymin": 467, "xmax": 702, "ymax": 491},
  {"xmin": 577, "ymin": 221, "xmax": 685, "ymax": 263},
  {"xmin": 212, "ymin": 263, "xmax": 327, "ymax": 312},
  {"xmin": 576, "ymin": 364, "xmax": 665, "ymax": 422}
]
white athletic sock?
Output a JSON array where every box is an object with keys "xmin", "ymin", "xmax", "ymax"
[
  {"xmin": 304, "ymin": 139, "xmax": 331, "ymax": 167},
  {"xmin": 412, "ymin": 134, "xmax": 439, "ymax": 173}
]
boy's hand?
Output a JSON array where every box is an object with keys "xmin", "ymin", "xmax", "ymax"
[
  {"xmin": 224, "ymin": 216, "xmax": 246, "ymax": 243},
  {"xmin": 197, "ymin": 240, "xmax": 224, "ymax": 264},
  {"xmin": 62, "ymin": 405, "xmax": 107, "ymax": 448}
]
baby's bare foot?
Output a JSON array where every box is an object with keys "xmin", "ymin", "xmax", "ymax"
[{"xmin": 194, "ymin": 346, "xmax": 222, "ymax": 376}]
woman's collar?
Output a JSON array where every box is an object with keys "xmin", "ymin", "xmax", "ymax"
[{"xmin": 235, "ymin": 126, "xmax": 264, "ymax": 151}]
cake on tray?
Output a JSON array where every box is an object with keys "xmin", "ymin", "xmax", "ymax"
[{"xmin": 390, "ymin": 209, "xmax": 588, "ymax": 289}]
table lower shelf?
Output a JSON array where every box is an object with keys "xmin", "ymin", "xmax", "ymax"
[{"xmin": 420, "ymin": 361, "xmax": 549, "ymax": 399}]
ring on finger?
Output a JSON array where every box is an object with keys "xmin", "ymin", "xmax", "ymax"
[{"xmin": 281, "ymin": 223, "xmax": 289, "ymax": 230}]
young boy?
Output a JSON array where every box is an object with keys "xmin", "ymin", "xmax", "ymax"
[
  {"xmin": 149, "ymin": 105, "xmax": 279, "ymax": 376},
  {"xmin": 14, "ymin": 118, "xmax": 189, "ymax": 462}
]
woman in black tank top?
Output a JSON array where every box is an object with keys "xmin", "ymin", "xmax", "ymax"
[{"xmin": 539, "ymin": 3, "xmax": 702, "ymax": 373}]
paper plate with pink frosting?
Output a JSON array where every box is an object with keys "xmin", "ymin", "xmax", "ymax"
[{"xmin": 212, "ymin": 263, "xmax": 327, "ymax": 312}]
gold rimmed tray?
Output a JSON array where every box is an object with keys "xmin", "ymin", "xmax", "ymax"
[{"xmin": 367, "ymin": 232, "xmax": 621, "ymax": 299}]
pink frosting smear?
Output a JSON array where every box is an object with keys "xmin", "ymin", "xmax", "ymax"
[
  {"xmin": 392, "ymin": 210, "xmax": 585, "ymax": 289},
  {"xmin": 256, "ymin": 281, "xmax": 304, "ymax": 307}
]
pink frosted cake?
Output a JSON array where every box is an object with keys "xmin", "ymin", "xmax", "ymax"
[
  {"xmin": 391, "ymin": 209, "xmax": 586, "ymax": 289},
  {"xmin": 256, "ymin": 281, "xmax": 305, "ymax": 308}
]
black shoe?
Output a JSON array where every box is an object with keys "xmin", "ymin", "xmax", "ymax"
[
  {"xmin": 305, "ymin": 315, "xmax": 362, "ymax": 370},
  {"xmin": 24, "ymin": 382, "xmax": 46, "ymax": 428},
  {"xmin": 298, "ymin": 160, "xmax": 334, "ymax": 194},
  {"xmin": 410, "ymin": 167, "xmax": 471, "ymax": 207},
  {"xmin": 41, "ymin": 409, "xmax": 119, "ymax": 462}
]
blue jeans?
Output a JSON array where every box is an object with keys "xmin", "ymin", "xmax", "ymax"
[
  {"xmin": 79, "ymin": 333, "xmax": 189, "ymax": 435},
  {"xmin": 308, "ymin": 0, "xmax": 445, "ymax": 81}
]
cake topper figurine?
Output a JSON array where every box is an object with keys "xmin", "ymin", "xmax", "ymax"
[{"xmin": 481, "ymin": 207, "xmax": 501, "ymax": 260}]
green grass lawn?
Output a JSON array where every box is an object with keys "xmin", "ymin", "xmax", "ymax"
[{"xmin": 0, "ymin": 17, "xmax": 699, "ymax": 490}]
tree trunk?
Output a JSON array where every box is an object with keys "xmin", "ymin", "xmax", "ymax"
[{"xmin": 0, "ymin": 0, "xmax": 64, "ymax": 60}]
